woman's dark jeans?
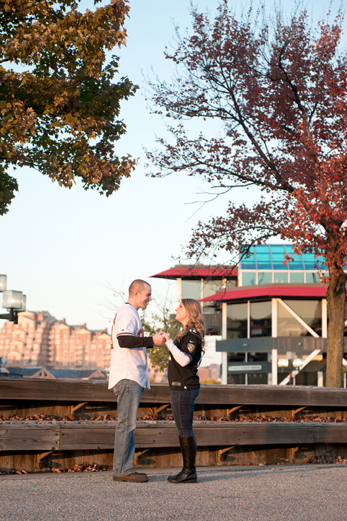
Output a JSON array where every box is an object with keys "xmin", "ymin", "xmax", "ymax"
[{"xmin": 170, "ymin": 388, "xmax": 200, "ymax": 437}]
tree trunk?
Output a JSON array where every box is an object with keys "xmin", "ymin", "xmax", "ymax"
[{"xmin": 326, "ymin": 269, "xmax": 346, "ymax": 388}]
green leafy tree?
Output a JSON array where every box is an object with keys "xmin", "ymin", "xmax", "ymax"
[
  {"xmin": 141, "ymin": 309, "xmax": 181, "ymax": 373},
  {"xmin": 0, "ymin": 0, "xmax": 138, "ymax": 214}
]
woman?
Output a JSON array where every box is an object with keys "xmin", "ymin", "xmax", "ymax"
[{"xmin": 164, "ymin": 298, "xmax": 205, "ymax": 484}]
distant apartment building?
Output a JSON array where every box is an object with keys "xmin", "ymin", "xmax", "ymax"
[
  {"xmin": 198, "ymin": 364, "xmax": 221, "ymax": 382},
  {"xmin": 0, "ymin": 311, "xmax": 111, "ymax": 371}
]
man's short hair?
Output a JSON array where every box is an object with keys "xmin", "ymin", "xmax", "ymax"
[{"xmin": 129, "ymin": 279, "xmax": 150, "ymax": 296}]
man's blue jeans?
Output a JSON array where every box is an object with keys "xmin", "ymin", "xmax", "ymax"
[
  {"xmin": 170, "ymin": 388, "xmax": 200, "ymax": 437},
  {"xmin": 113, "ymin": 379, "xmax": 144, "ymax": 476}
]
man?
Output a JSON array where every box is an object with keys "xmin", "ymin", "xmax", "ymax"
[{"xmin": 109, "ymin": 279, "xmax": 166, "ymax": 482}]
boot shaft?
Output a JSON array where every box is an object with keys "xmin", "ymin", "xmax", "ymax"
[{"xmin": 179, "ymin": 436, "xmax": 196, "ymax": 472}]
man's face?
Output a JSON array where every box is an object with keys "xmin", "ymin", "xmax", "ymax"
[{"xmin": 135, "ymin": 284, "xmax": 152, "ymax": 310}]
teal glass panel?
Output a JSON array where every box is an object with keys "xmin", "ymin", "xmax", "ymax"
[
  {"xmin": 274, "ymin": 272, "xmax": 289, "ymax": 283},
  {"xmin": 302, "ymin": 252, "xmax": 316, "ymax": 270},
  {"xmin": 242, "ymin": 271, "xmax": 256, "ymax": 285},
  {"xmin": 289, "ymin": 272, "xmax": 305, "ymax": 283},
  {"xmin": 255, "ymin": 244, "xmax": 271, "ymax": 269},
  {"xmin": 285, "ymin": 245, "xmax": 305, "ymax": 270},
  {"xmin": 239, "ymin": 246, "xmax": 256, "ymax": 269},
  {"xmin": 270, "ymin": 245, "xmax": 288, "ymax": 270},
  {"xmin": 258, "ymin": 272, "xmax": 272, "ymax": 284},
  {"xmin": 302, "ymin": 252, "xmax": 326, "ymax": 270},
  {"xmin": 306, "ymin": 272, "xmax": 321, "ymax": 283}
]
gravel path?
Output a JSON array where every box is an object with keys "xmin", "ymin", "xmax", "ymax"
[{"xmin": 0, "ymin": 465, "xmax": 346, "ymax": 521}]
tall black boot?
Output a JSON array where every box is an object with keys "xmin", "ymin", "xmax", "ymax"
[{"xmin": 168, "ymin": 436, "xmax": 197, "ymax": 483}]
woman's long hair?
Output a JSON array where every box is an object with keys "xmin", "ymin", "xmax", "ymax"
[{"xmin": 175, "ymin": 298, "xmax": 205, "ymax": 352}]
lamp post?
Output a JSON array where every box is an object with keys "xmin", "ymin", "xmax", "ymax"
[{"xmin": 0, "ymin": 274, "xmax": 26, "ymax": 324}]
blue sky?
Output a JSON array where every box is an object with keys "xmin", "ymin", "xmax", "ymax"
[{"xmin": 0, "ymin": 0, "xmax": 343, "ymax": 353}]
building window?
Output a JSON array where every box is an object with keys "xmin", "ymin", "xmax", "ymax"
[
  {"xmin": 227, "ymin": 352, "xmax": 245, "ymax": 363},
  {"xmin": 271, "ymin": 244, "xmax": 287, "ymax": 270},
  {"xmin": 181, "ymin": 280, "xmax": 201, "ymax": 300},
  {"xmin": 203, "ymin": 280, "xmax": 224, "ymax": 299},
  {"xmin": 274, "ymin": 272, "xmax": 289, "ymax": 283},
  {"xmin": 289, "ymin": 272, "xmax": 305, "ymax": 283},
  {"xmin": 258, "ymin": 272, "xmax": 272, "ymax": 284},
  {"xmin": 248, "ymin": 352, "xmax": 268, "ymax": 362},
  {"xmin": 250, "ymin": 302, "xmax": 271, "ymax": 337},
  {"xmin": 227, "ymin": 374, "xmax": 245, "ymax": 384},
  {"xmin": 227, "ymin": 303, "xmax": 247, "ymax": 339},
  {"xmin": 203, "ymin": 305, "xmax": 222, "ymax": 336},
  {"xmin": 277, "ymin": 299, "xmax": 322, "ymax": 337},
  {"xmin": 248, "ymin": 373, "xmax": 267, "ymax": 384},
  {"xmin": 306, "ymin": 272, "xmax": 320, "ymax": 283},
  {"xmin": 242, "ymin": 272, "xmax": 256, "ymax": 286},
  {"xmin": 226, "ymin": 280, "xmax": 237, "ymax": 290}
]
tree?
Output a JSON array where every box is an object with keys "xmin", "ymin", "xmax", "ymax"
[
  {"xmin": 147, "ymin": 1, "xmax": 347, "ymax": 387},
  {"xmin": 141, "ymin": 308, "xmax": 181, "ymax": 374},
  {"xmin": 0, "ymin": 0, "xmax": 137, "ymax": 215}
]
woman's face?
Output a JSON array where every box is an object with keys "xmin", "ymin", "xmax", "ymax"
[{"xmin": 175, "ymin": 301, "xmax": 189, "ymax": 325}]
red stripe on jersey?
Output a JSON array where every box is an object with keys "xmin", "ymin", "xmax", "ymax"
[{"xmin": 116, "ymin": 331, "xmax": 134, "ymax": 337}]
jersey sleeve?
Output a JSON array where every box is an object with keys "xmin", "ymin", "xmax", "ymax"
[
  {"xmin": 166, "ymin": 338, "xmax": 191, "ymax": 366},
  {"xmin": 116, "ymin": 311, "xmax": 138, "ymax": 337},
  {"xmin": 118, "ymin": 335, "xmax": 154, "ymax": 349},
  {"xmin": 180, "ymin": 333, "xmax": 199, "ymax": 357}
]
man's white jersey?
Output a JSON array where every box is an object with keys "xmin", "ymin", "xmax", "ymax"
[{"xmin": 108, "ymin": 303, "xmax": 150, "ymax": 390}]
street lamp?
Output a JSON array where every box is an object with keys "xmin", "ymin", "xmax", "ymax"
[
  {"xmin": 0, "ymin": 275, "xmax": 26, "ymax": 324},
  {"xmin": 0, "ymin": 275, "xmax": 7, "ymax": 292}
]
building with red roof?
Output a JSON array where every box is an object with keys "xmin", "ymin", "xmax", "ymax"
[{"xmin": 152, "ymin": 245, "xmax": 347, "ymax": 387}]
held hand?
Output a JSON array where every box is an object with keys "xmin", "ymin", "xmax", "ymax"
[
  {"xmin": 153, "ymin": 332, "xmax": 166, "ymax": 346},
  {"xmin": 163, "ymin": 332, "xmax": 171, "ymax": 342}
]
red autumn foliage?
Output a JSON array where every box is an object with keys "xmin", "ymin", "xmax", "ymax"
[{"xmin": 147, "ymin": 1, "xmax": 347, "ymax": 387}]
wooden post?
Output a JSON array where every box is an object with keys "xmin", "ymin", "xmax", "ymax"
[
  {"xmin": 221, "ymin": 352, "xmax": 227, "ymax": 385},
  {"xmin": 272, "ymin": 299, "xmax": 277, "ymax": 338},
  {"xmin": 177, "ymin": 278, "xmax": 182, "ymax": 302},
  {"xmin": 221, "ymin": 302, "xmax": 228, "ymax": 384},
  {"xmin": 272, "ymin": 349, "xmax": 278, "ymax": 385}
]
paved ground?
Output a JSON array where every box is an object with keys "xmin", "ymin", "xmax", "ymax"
[{"xmin": 0, "ymin": 465, "xmax": 346, "ymax": 521}]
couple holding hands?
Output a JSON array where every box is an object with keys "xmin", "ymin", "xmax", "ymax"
[{"xmin": 109, "ymin": 279, "xmax": 205, "ymax": 484}]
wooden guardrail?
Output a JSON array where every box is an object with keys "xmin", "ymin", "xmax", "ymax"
[
  {"xmin": 1, "ymin": 378, "xmax": 347, "ymax": 472},
  {"xmin": 1, "ymin": 378, "xmax": 347, "ymax": 413},
  {"xmin": 2, "ymin": 422, "xmax": 347, "ymax": 452}
]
